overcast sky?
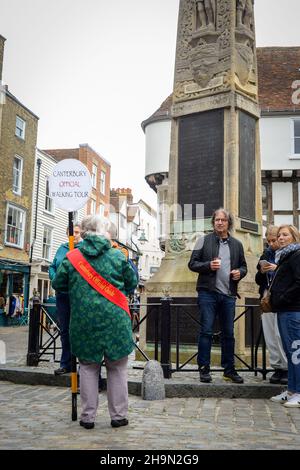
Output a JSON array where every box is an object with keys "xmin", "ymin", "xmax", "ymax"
[{"xmin": 0, "ymin": 0, "xmax": 299, "ymax": 209}]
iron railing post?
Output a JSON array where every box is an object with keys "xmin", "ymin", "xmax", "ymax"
[
  {"xmin": 160, "ymin": 297, "xmax": 172, "ymax": 378},
  {"xmin": 26, "ymin": 295, "xmax": 41, "ymax": 366},
  {"xmin": 261, "ymin": 330, "xmax": 267, "ymax": 380}
]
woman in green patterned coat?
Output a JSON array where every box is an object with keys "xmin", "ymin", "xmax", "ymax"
[{"xmin": 52, "ymin": 215, "xmax": 138, "ymax": 430}]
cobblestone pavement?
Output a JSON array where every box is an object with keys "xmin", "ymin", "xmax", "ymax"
[{"xmin": 1, "ymin": 381, "xmax": 300, "ymax": 450}]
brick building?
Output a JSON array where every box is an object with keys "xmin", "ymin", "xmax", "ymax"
[
  {"xmin": 44, "ymin": 144, "xmax": 111, "ymax": 217},
  {"xmin": 0, "ymin": 35, "xmax": 39, "ymax": 317}
]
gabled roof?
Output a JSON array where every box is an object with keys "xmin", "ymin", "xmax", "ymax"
[{"xmin": 257, "ymin": 47, "xmax": 300, "ymax": 113}]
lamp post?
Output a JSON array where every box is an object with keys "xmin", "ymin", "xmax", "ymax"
[{"xmin": 130, "ymin": 228, "xmax": 147, "ymax": 276}]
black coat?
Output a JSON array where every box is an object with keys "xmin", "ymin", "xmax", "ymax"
[
  {"xmin": 255, "ymin": 247, "xmax": 276, "ymax": 298},
  {"xmin": 188, "ymin": 232, "xmax": 247, "ymax": 296},
  {"xmin": 271, "ymin": 249, "xmax": 300, "ymax": 312}
]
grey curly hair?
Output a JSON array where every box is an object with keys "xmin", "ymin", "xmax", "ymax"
[
  {"xmin": 211, "ymin": 208, "xmax": 234, "ymax": 231},
  {"xmin": 80, "ymin": 215, "xmax": 116, "ymax": 239}
]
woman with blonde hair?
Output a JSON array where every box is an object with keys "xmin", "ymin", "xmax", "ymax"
[
  {"xmin": 270, "ymin": 225, "xmax": 300, "ymax": 407},
  {"xmin": 255, "ymin": 225, "xmax": 287, "ymax": 384}
]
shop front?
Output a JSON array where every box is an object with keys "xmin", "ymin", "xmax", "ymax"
[
  {"xmin": 0, "ymin": 259, "xmax": 30, "ymax": 326},
  {"xmin": 30, "ymin": 260, "xmax": 51, "ymax": 302}
]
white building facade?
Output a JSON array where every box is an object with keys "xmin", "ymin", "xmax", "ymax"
[{"xmin": 110, "ymin": 188, "xmax": 164, "ymax": 285}]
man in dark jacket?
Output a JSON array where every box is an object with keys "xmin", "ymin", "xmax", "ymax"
[{"xmin": 188, "ymin": 208, "xmax": 247, "ymax": 383}]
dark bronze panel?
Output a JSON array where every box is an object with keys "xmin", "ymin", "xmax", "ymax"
[
  {"xmin": 146, "ymin": 297, "xmax": 221, "ymax": 345},
  {"xmin": 178, "ymin": 110, "xmax": 224, "ymax": 218},
  {"xmin": 241, "ymin": 220, "xmax": 259, "ymax": 232},
  {"xmin": 239, "ymin": 111, "xmax": 256, "ymax": 220}
]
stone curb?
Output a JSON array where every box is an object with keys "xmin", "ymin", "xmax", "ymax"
[{"xmin": 0, "ymin": 366, "xmax": 285, "ymax": 399}]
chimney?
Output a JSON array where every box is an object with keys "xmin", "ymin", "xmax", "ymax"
[{"xmin": 0, "ymin": 35, "xmax": 6, "ymax": 83}]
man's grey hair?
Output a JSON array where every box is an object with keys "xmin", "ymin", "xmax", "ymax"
[
  {"xmin": 211, "ymin": 207, "xmax": 234, "ymax": 231},
  {"xmin": 80, "ymin": 215, "xmax": 116, "ymax": 239}
]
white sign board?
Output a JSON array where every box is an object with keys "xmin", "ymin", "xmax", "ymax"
[{"xmin": 49, "ymin": 159, "xmax": 92, "ymax": 212}]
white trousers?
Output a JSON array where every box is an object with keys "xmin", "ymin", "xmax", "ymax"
[
  {"xmin": 262, "ymin": 312, "xmax": 287, "ymax": 370},
  {"xmin": 79, "ymin": 356, "xmax": 128, "ymax": 424}
]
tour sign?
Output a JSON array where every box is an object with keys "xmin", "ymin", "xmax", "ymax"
[{"xmin": 49, "ymin": 159, "xmax": 92, "ymax": 212}]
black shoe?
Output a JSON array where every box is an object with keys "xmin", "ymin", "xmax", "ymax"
[
  {"xmin": 223, "ymin": 370, "xmax": 244, "ymax": 384},
  {"xmin": 269, "ymin": 369, "xmax": 282, "ymax": 384},
  {"xmin": 199, "ymin": 365, "xmax": 212, "ymax": 383},
  {"xmin": 79, "ymin": 420, "xmax": 94, "ymax": 429},
  {"xmin": 279, "ymin": 370, "xmax": 288, "ymax": 385},
  {"xmin": 54, "ymin": 367, "xmax": 71, "ymax": 376},
  {"xmin": 111, "ymin": 418, "xmax": 128, "ymax": 428}
]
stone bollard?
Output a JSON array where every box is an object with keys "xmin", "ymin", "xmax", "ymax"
[{"xmin": 142, "ymin": 360, "xmax": 165, "ymax": 400}]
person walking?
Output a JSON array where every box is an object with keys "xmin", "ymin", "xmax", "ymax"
[
  {"xmin": 52, "ymin": 215, "xmax": 138, "ymax": 429},
  {"xmin": 269, "ymin": 225, "xmax": 300, "ymax": 408},
  {"xmin": 255, "ymin": 226, "xmax": 288, "ymax": 384},
  {"xmin": 188, "ymin": 208, "xmax": 247, "ymax": 384},
  {"xmin": 49, "ymin": 223, "xmax": 82, "ymax": 375}
]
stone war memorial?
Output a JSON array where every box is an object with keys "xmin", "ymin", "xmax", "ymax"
[{"xmin": 139, "ymin": 0, "xmax": 263, "ymax": 366}]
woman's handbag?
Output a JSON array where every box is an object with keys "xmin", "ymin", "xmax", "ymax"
[
  {"xmin": 260, "ymin": 288, "xmax": 273, "ymax": 313},
  {"xmin": 260, "ymin": 269, "xmax": 278, "ymax": 313}
]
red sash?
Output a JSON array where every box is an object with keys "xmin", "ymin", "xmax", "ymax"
[{"xmin": 66, "ymin": 249, "xmax": 130, "ymax": 318}]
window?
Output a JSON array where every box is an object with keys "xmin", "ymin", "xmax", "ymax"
[
  {"xmin": 15, "ymin": 116, "xmax": 26, "ymax": 139},
  {"xmin": 100, "ymin": 170, "xmax": 106, "ymax": 194},
  {"xmin": 5, "ymin": 204, "xmax": 25, "ymax": 248},
  {"xmin": 13, "ymin": 156, "xmax": 23, "ymax": 194},
  {"xmin": 42, "ymin": 226, "xmax": 52, "ymax": 260},
  {"xmin": 294, "ymin": 120, "xmax": 300, "ymax": 155},
  {"xmin": 99, "ymin": 203, "xmax": 105, "ymax": 217},
  {"xmin": 92, "ymin": 164, "xmax": 97, "ymax": 188},
  {"xmin": 90, "ymin": 199, "xmax": 96, "ymax": 215},
  {"xmin": 272, "ymin": 182, "xmax": 293, "ymax": 211},
  {"xmin": 45, "ymin": 178, "xmax": 53, "ymax": 213}
]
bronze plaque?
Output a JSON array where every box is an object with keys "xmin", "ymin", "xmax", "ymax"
[
  {"xmin": 178, "ymin": 110, "xmax": 224, "ymax": 218},
  {"xmin": 239, "ymin": 111, "xmax": 256, "ymax": 220},
  {"xmin": 241, "ymin": 220, "xmax": 259, "ymax": 233}
]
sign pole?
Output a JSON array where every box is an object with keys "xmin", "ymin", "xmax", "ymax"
[
  {"xmin": 68, "ymin": 211, "xmax": 78, "ymax": 421},
  {"xmin": 49, "ymin": 158, "xmax": 92, "ymax": 423}
]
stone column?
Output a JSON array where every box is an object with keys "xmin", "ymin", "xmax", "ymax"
[{"xmin": 143, "ymin": 0, "xmax": 262, "ymax": 363}]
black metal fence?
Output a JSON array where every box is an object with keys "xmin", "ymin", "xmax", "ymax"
[{"xmin": 26, "ymin": 297, "xmax": 269, "ymax": 379}]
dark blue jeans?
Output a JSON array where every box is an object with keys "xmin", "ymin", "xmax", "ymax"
[
  {"xmin": 277, "ymin": 311, "xmax": 300, "ymax": 393},
  {"xmin": 197, "ymin": 290, "xmax": 236, "ymax": 374},
  {"xmin": 56, "ymin": 292, "xmax": 71, "ymax": 370}
]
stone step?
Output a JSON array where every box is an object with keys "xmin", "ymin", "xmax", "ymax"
[{"xmin": 0, "ymin": 366, "xmax": 285, "ymax": 399}]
